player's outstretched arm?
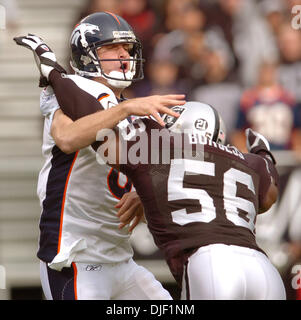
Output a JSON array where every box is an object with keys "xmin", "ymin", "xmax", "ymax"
[
  {"xmin": 13, "ymin": 34, "xmax": 66, "ymax": 87},
  {"xmin": 48, "ymin": 69, "xmax": 185, "ymax": 124},
  {"xmin": 49, "ymin": 70, "xmax": 185, "ymax": 153},
  {"xmin": 259, "ymin": 182, "xmax": 278, "ymax": 214},
  {"xmin": 14, "ymin": 35, "xmax": 185, "ymax": 152},
  {"xmin": 245, "ymin": 128, "xmax": 279, "ymax": 213},
  {"xmin": 245, "ymin": 128, "xmax": 276, "ymax": 164},
  {"xmin": 120, "ymin": 95, "xmax": 186, "ymax": 126}
]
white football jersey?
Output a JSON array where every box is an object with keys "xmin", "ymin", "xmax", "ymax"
[{"xmin": 37, "ymin": 75, "xmax": 134, "ymax": 271}]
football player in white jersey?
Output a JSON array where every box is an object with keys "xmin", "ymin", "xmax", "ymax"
[{"xmin": 14, "ymin": 12, "xmax": 185, "ymax": 300}]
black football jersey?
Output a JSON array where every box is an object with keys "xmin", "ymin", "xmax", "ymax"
[{"xmin": 119, "ymin": 118, "xmax": 277, "ymax": 284}]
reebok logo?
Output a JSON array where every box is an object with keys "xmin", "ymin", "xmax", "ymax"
[{"xmin": 85, "ymin": 264, "xmax": 102, "ymax": 271}]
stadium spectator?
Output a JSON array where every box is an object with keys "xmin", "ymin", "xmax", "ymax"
[
  {"xmin": 151, "ymin": 1, "xmax": 232, "ymax": 92},
  {"xmin": 132, "ymin": 57, "xmax": 189, "ymax": 98},
  {"xmin": 119, "ymin": 0, "xmax": 158, "ymax": 61},
  {"xmin": 207, "ymin": 0, "xmax": 279, "ymax": 87},
  {"xmin": 276, "ymin": 21, "xmax": 301, "ymax": 104},
  {"xmin": 191, "ymin": 44, "xmax": 241, "ymax": 138},
  {"xmin": 76, "ymin": 0, "xmax": 122, "ymax": 20},
  {"xmin": 231, "ymin": 61, "xmax": 301, "ymax": 152},
  {"xmin": 260, "ymin": 0, "xmax": 287, "ymax": 35},
  {"xmin": 152, "ymin": 0, "xmax": 206, "ymax": 63}
]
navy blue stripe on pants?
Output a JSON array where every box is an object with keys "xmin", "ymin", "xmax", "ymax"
[{"xmin": 46, "ymin": 263, "xmax": 77, "ymax": 300}]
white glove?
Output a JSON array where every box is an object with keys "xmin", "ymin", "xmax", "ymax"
[
  {"xmin": 245, "ymin": 128, "xmax": 276, "ymax": 164},
  {"xmin": 13, "ymin": 34, "xmax": 66, "ymax": 87}
]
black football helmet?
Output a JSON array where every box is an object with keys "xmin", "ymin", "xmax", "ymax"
[{"xmin": 69, "ymin": 12, "xmax": 144, "ymax": 86}]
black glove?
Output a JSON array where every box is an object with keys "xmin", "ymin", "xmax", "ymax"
[
  {"xmin": 245, "ymin": 128, "xmax": 276, "ymax": 164},
  {"xmin": 13, "ymin": 34, "xmax": 66, "ymax": 87}
]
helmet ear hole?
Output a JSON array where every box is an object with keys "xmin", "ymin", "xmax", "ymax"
[{"xmin": 217, "ymin": 118, "xmax": 227, "ymax": 145}]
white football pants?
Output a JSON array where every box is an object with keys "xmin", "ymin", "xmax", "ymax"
[
  {"xmin": 40, "ymin": 258, "xmax": 172, "ymax": 300},
  {"xmin": 181, "ymin": 244, "xmax": 286, "ymax": 300}
]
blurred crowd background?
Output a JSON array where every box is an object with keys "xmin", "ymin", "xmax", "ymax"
[
  {"xmin": 1, "ymin": 0, "xmax": 301, "ymax": 299},
  {"xmin": 3, "ymin": 0, "xmax": 301, "ymax": 158},
  {"xmin": 74, "ymin": 0, "xmax": 301, "ymax": 156}
]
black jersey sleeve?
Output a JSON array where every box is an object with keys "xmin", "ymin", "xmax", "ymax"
[
  {"xmin": 49, "ymin": 70, "xmax": 103, "ymax": 121},
  {"xmin": 119, "ymin": 118, "xmax": 163, "ymax": 175},
  {"xmin": 244, "ymin": 153, "xmax": 279, "ymax": 209}
]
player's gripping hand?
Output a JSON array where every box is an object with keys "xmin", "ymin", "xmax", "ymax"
[
  {"xmin": 13, "ymin": 34, "xmax": 66, "ymax": 87},
  {"xmin": 115, "ymin": 192, "xmax": 146, "ymax": 233},
  {"xmin": 245, "ymin": 128, "xmax": 276, "ymax": 164}
]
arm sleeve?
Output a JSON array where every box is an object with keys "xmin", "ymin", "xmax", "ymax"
[
  {"xmin": 48, "ymin": 70, "xmax": 103, "ymax": 121},
  {"xmin": 244, "ymin": 153, "xmax": 279, "ymax": 208},
  {"xmin": 40, "ymin": 86, "xmax": 60, "ymax": 119}
]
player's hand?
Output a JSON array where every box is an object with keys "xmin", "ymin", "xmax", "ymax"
[
  {"xmin": 115, "ymin": 191, "xmax": 145, "ymax": 232},
  {"xmin": 122, "ymin": 94, "xmax": 186, "ymax": 126},
  {"xmin": 13, "ymin": 34, "xmax": 66, "ymax": 87},
  {"xmin": 245, "ymin": 128, "xmax": 270, "ymax": 152},
  {"xmin": 245, "ymin": 128, "xmax": 276, "ymax": 164}
]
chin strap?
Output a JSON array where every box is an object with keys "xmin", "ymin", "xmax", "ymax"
[
  {"xmin": 71, "ymin": 63, "xmax": 133, "ymax": 89},
  {"xmin": 105, "ymin": 70, "xmax": 133, "ymax": 89}
]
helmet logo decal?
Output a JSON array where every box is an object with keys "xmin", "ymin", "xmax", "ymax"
[
  {"xmin": 112, "ymin": 30, "xmax": 136, "ymax": 41},
  {"xmin": 163, "ymin": 106, "xmax": 186, "ymax": 128},
  {"xmin": 71, "ymin": 23, "xmax": 100, "ymax": 48},
  {"xmin": 194, "ymin": 119, "xmax": 208, "ymax": 131}
]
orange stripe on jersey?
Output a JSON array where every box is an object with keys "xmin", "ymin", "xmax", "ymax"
[
  {"xmin": 72, "ymin": 262, "xmax": 78, "ymax": 300},
  {"xmin": 107, "ymin": 167, "xmax": 121, "ymax": 200},
  {"xmin": 107, "ymin": 168, "xmax": 133, "ymax": 200},
  {"xmin": 57, "ymin": 151, "xmax": 79, "ymax": 254},
  {"xmin": 105, "ymin": 11, "xmax": 121, "ymax": 25},
  {"xmin": 98, "ymin": 94, "xmax": 109, "ymax": 102}
]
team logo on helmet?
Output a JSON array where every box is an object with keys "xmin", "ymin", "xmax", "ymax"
[
  {"xmin": 71, "ymin": 23, "xmax": 100, "ymax": 47},
  {"xmin": 194, "ymin": 118, "xmax": 208, "ymax": 131},
  {"xmin": 163, "ymin": 106, "xmax": 186, "ymax": 128}
]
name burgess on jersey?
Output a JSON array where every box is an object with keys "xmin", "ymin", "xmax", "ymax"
[{"xmin": 187, "ymin": 133, "xmax": 244, "ymax": 160}]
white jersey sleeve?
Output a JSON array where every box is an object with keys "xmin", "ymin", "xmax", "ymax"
[{"xmin": 40, "ymin": 86, "xmax": 60, "ymax": 122}]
